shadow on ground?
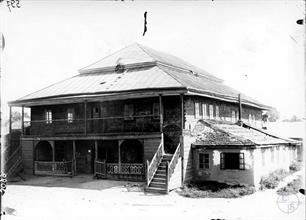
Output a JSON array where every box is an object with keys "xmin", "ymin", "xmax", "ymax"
[{"xmin": 8, "ymin": 174, "xmax": 145, "ymax": 192}]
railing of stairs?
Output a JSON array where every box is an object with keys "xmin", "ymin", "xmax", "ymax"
[
  {"xmin": 4, "ymin": 145, "xmax": 22, "ymax": 177},
  {"xmin": 166, "ymin": 143, "xmax": 181, "ymax": 193},
  {"xmin": 146, "ymin": 137, "xmax": 164, "ymax": 188}
]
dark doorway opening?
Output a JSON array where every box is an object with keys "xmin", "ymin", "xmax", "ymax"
[
  {"xmin": 35, "ymin": 141, "xmax": 52, "ymax": 161},
  {"xmin": 75, "ymin": 140, "xmax": 95, "ymax": 174},
  {"xmin": 120, "ymin": 140, "xmax": 143, "ymax": 163}
]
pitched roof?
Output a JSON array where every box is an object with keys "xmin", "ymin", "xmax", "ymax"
[
  {"xmin": 194, "ymin": 120, "xmax": 295, "ymax": 147},
  {"xmin": 10, "ymin": 43, "xmax": 269, "ymax": 109}
]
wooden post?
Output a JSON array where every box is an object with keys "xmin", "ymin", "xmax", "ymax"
[
  {"xmin": 166, "ymin": 162, "xmax": 169, "ymax": 194},
  {"xmin": 94, "ymin": 140, "xmax": 98, "ymax": 176},
  {"xmin": 51, "ymin": 141, "xmax": 55, "ymax": 162},
  {"xmin": 180, "ymin": 94, "xmax": 184, "ymax": 130},
  {"xmin": 9, "ymin": 106, "xmax": 12, "ymax": 135},
  {"xmin": 159, "ymin": 95, "xmax": 163, "ymax": 133},
  {"xmin": 84, "ymin": 101, "xmax": 87, "ymax": 135},
  {"xmin": 118, "ymin": 141, "xmax": 121, "ymax": 174},
  {"xmin": 146, "ymin": 160, "xmax": 149, "ymax": 187},
  {"xmin": 72, "ymin": 140, "xmax": 76, "ymax": 176},
  {"xmin": 21, "ymin": 106, "xmax": 24, "ymax": 136}
]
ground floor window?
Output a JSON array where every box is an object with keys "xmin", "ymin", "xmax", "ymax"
[
  {"xmin": 220, "ymin": 152, "xmax": 245, "ymax": 170},
  {"xmin": 199, "ymin": 153, "xmax": 209, "ymax": 169}
]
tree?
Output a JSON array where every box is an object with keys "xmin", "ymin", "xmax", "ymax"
[
  {"xmin": 264, "ymin": 107, "xmax": 280, "ymax": 122},
  {"xmin": 5, "ymin": 111, "xmax": 30, "ymax": 128}
]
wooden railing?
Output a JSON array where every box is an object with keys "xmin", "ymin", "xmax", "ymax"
[
  {"xmin": 4, "ymin": 145, "xmax": 22, "ymax": 177},
  {"xmin": 106, "ymin": 163, "xmax": 145, "ymax": 175},
  {"xmin": 166, "ymin": 143, "xmax": 181, "ymax": 193},
  {"xmin": 146, "ymin": 141, "xmax": 164, "ymax": 187},
  {"xmin": 95, "ymin": 160, "xmax": 106, "ymax": 178},
  {"xmin": 34, "ymin": 161, "xmax": 73, "ymax": 176}
]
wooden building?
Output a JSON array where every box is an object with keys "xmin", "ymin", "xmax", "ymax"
[{"xmin": 8, "ymin": 43, "xmax": 299, "ymax": 193}]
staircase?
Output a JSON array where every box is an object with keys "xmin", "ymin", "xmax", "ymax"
[{"xmin": 146, "ymin": 154, "xmax": 172, "ymax": 194}]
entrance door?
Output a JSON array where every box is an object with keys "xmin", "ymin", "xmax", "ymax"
[{"xmin": 76, "ymin": 141, "xmax": 94, "ymax": 174}]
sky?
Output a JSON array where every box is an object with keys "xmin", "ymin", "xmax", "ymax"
[{"xmin": 0, "ymin": 0, "xmax": 305, "ymax": 125}]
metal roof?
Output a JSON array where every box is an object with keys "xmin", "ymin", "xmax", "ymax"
[
  {"xmin": 10, "ymin": 43, "xmax": 270, "ymax": 109},
  {"xmin": 194, "ymin": 120, "xmax": 295, "ymax": 147}
]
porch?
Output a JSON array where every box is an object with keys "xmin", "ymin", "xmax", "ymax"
[{"xmin": 33, "ymin": 138, "xmax": 148, "ymax": 181}]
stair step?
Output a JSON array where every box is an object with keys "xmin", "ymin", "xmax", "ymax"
[
  {"xmin": 146, "ymin": 187, "xmax": 167, "ymax": 194},
  {"xmin": 154, "ymin": 174, "xmax": 166, "ymax": 178},
  {"xmin": 155, "ymin": 170, "xmax": 166, "ymax": 174},
  {"xmin": 150, "ymin": 182, "xmax": 166, "ymax": 188},
  {"xmin": 152, "ymin": 177, "xmax": 166, "ymax": 182}
]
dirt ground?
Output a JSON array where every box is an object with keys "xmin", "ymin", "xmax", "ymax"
[{"xmin": 3, "ymin": 175, "xmax": 305, "ymax": 220}]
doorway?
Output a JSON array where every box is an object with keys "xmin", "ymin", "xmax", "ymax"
[{"xmin": 75, "ymin": 140, "xmax": 95, "ymax": 174}]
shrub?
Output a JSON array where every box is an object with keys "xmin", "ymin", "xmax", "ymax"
[
  {"xmin": 277, "ymin": 178, "xmax": 302, "ymax": 195},
  {"xmin": 177, "ymin": 181, "xmax": 255, "ymax": 198},
  {"xmin": 289, "ymin": 161, "xmax": 302, "ymax": 172},
  {"xmin": 260, "ymin": 169, "xmax": 290, "ymax": 190}
]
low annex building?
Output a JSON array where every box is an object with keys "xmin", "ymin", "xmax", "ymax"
[{"xmin": 8, "ymin": 43, "xmax": 299, "ymax": 193}]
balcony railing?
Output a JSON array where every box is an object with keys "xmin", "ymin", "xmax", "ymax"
[
  {"xmin": 34, "ymin": 161, "xmax": 73, "ymax": 176},
  {"xmin": 23, "ymin": 115, "xmax": 160, "ymax": 136}
]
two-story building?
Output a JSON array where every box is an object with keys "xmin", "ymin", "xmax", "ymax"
[{"xmin": 8, "ymin": 43, "xmax": 299, "ymax": 193}]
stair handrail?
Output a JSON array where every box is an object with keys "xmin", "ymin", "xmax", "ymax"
[
  {"xmin": 168, "ymin": 143, "xmax": 181, "ymax": 179},
  {"xmin": 146, "ymin": 141, "xmax": 164, "ymax": 187},
  {"xmin": 6, "ymin": 156, "xmax": 22, "ymax": 177},
  {"xmin": 4, "ymin": 145, "xmax": 22, "ymax": 171}
]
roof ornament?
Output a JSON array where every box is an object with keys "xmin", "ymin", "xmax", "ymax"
[{"xmin": 115, "ymin": 57, "xmax": 125, "ymax": 73}]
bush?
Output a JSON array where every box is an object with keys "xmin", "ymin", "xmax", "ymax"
[
  {"xmin": 177, "ymin": 181, "xmax": 255, "ymax": 198},
  {"xmin": 289, "ymin": 161, "xmax": 302, "ymax": 172},
  {"xmin": 260, "ymin": 169, "xmax": 289, "ymax": 190},
  {"xmin": 277, "ymin": 178, "xmax": 302, "ymax": 195}
]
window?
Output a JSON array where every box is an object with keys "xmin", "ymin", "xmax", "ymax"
[
  {"xmin": 209, "ymin": 105, "xmax": 214, "ymax": 119},
  {"xmin": 199, "ymin": 153, "xmax": 210, "ymax": 169},
  {"xmin": 270, "ymin": 148, "xmax": 274, "ymax": 163},
  {"xmin": 248, "ymin": 114, "xmax": 252, "ymax": 123},
  {"xmin": 67, "ymin": 108, "xmax": 74, "ymax": 123},
  {"xmin": 124, "ymin": 103, "xmax": 134, "ymax": 120},
  {"xmin": 220, "ymin": 153, "xmax": 245, "ymax": 170},
  {"xmin": 195, "ymin": 102, "xmax": 200, "ymax": 118},
  {"xmin": 202, "ymin": 104, "xmax": 207, "ymax": 118},
  {"xmin": 215, "ymin": 106, "xmax": 219, "ymax": 120},
  {"xmin": 152, "ymin": 103, "xmax": 160, "ymax": 120},
  {"xmin": 261, "ymin": 149, "xmax": 265, "ymax": 166},
  {"xmin": 231, "ymin": 111, "xmax": 236, "ymax": 123},
  {"xmin": 45, "ymin": 110, "xmax": 52, "ymax": 124}
]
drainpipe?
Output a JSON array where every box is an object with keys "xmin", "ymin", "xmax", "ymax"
[{"xmin": 237, "ymin": 94, "xmax": 243, "ymax": 126}]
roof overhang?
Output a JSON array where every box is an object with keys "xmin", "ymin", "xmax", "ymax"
[{"xmin": 9, "ymin": 88, "xmax": 188, "ymax": 107}]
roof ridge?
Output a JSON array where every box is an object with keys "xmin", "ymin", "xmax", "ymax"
[
  {"xmin": 78, "ymin": 43, "xmax": 137, "ymax": 73},
  {"xmin": 155, "ymin": 64, "xmax": 186, "ymax": 89}
]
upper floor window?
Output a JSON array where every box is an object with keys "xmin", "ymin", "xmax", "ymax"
[
  {"xmin": 45, "ymin": 110, "xmax": 52, "ymax": 124},
  {"xmin": 199, "ymin": 153, "xmax": 210, "ymax": 169},
  {"xmin": 215, "ymin": 106, "xmax": 220, "ymax": 120},
  {"xmin": 152, "ymin": 102, "xmax": 160, "ymax": 120},
  {"xmin": 67, "ymin": 108, "xmax": 74, "ymax": 123},
  {"xmin": 209, "ymin": 104, "xmax": 214, "ymax": 119},
  {"xmin": 124, "ymin": 103, "xmax": 134, "ymax": 120},
  {"xmin": 195, "ymin": 102, "xmax": 200, "ymax": 118}
]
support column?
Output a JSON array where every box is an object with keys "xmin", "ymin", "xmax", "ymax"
[
  {"xmin": 238, "ymin": 94, "xmax": 242, "ymax": 124},
  {"xmin": 9, "ymin": 106, "xmax": 12, "ymax": 135},
  {"xmin": 159, "ymin": 95, "xmax": 163, "ymax": 132},
  {"xmin": 180, "ymin": 94, "xmax": 185, "ymax": 186},
  {"xmin": 21, "ymin": 106, "xmax": 24, "ymax": 136},
  {"xmin": 72, "ymin": 140, "xmax": 76, "ymax": 176},
  {"xmin": 50, "ymin": 141, "xmax": 55, "ymax": 162},
  {"xmin": 118, "ymin": 140, "xmax": 121, "ymax": 174},
  {"xmin": 94, "ymin": 140, "xmax": 98, "ymax": 175},
  {"xmin": 84, "ymin": 101, "xmax": 87, "ymax": 135}
]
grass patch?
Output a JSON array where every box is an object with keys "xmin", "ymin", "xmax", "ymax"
[
  {"xmin": 177, "ymin": 181, "xmax": 255, "ymax": 198},
  {"xmin": 259, "ymin": 169, "xmax": 290, "ymax": 190},
  {"xmin": 277, "ymin": 177, "xmax": 302, "ymax": 195}
]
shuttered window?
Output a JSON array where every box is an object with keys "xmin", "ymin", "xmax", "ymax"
[
  {"xmin": 67, "ymin": 108, "xmax": 74, "ymax": 123},
  {"xmin": 124, "ymin": 103, "xmax": 134, "ymax": 120},
  {"xmin": 220, "ymin": 153, "xmax": 245, "ymax": 170},
  {"xmin": 202, "ymin": 104, "xmax": 207, "ymax": 118},
  {"xmin": 152, "ymin": 103, "xmax": 160, "ymax": 120},
  {"xmin": 209, "ymin": 105, "xmax": 214, "ymax": 119},
  {"xmin": 45, "ymin": 110, "xmax": 52, "ymax": 124},
  {"xmin": 195, "ymin": 102, "xmax": 200, "ymax": 118}
]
